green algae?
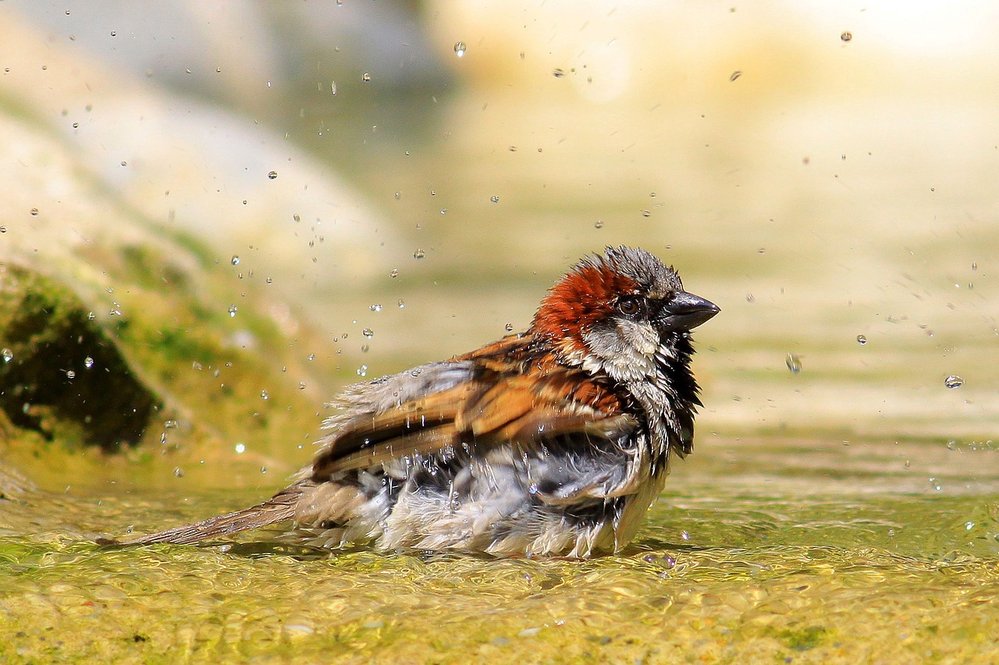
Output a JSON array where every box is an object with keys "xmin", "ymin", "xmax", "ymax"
[{"xmin": 0, "ymin": 265, "xmax": 160, "ymax": 450}]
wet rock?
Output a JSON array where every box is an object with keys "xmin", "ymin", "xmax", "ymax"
[{"xmin": 0, "ymin": 264, "xmax": 160, "ymax": 450}]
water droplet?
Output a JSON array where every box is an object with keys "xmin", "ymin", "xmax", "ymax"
[
  {"xmin": 413, "ymin": 249, "xmax": 426, "ymax": 259},
  {"xmin": 729, "ymin": 70, "xmax": 742, "ymax": 82},
  {"xmin": 504, "ymin": 323, "xmax": 514, "ymax": 332},
  {"xmin": 330, "ymin": 81, "xmax": 337, "ymax": 95},
  {"xmin": 552, "ymin": 68, "xmax": 565, "ymax": 78},
  {"xmin": 786, "ymin": 353, "xmax": 802, "ymax": 374},
  {"xmin": 397, "ymin": 299, "xmax": 405, "ymax": 309},
  {"xmin": 840, "ymin": 31, "xmax": 853, "ymax": 42},
  {"xmin": 260, "ymin": 390, "xmax": 269, "ymax": 400},
  {"xmin": 234, "ymin": 442, "xmax": 246, "ymax": 454},
  {"xmin": 0, "ymin": 226, "xmax": 6, "ymax": 233},
  {"xmin": 390, "ymin": 268, "xmax": 400, "ymax": 278},
  {"xmin": 120, "ymin": 160, "xmax": 127, "ymax": 167},
  {"xmin": 228, "ymin": 304, "xmax": 238, "ymax": 318},
  {"xmin": 946, "ymin": 440, "xmax": 957, "ymax": 451},
  {"xmin": 30, "ymin": 207, "xmax": 39, "ymax": 216},
  {"xmin": 231, "ymin": 255, "xmax": 240, "ymax": 265},
  {"xmin": 362, "ymin": 328, "xmax": 374, "ymax": 339},
  {"xmin": 929, "ymin": 477, "xmax": 942, "ymax": 491},
  {"xmin": 745, "ymin": 293, "xmax": 755, "ymax": 303},
  {"xmin": 944, "ymin": 375, "xmax": 964, "ymax": 389},
  {"xmin": 856, "ymin": 334, "xmax": 867, "ymax": 345},
  {"xmin": 361, "ymin": 72, "xmax": 371, "ymax": 82},
  {"xmin": 65, "ymin": 370, "xmax": 76, "ymax": 379},
  {"xmin": 173, "ymin": 467, "xmax": 184, "ymax": 478},
  {"xmin": 490, "ymin": 195, "xmax": 500, "ymax": 204},
  {"xmin": 453, "ymin": 41, "xmax": 467, "ymax": 58},
  {"xmin": 109, "ymin": 302, "xmax": 122, "ymax": 316},
  {"xmin": 307, "ymin": 353, "xmax": 315, "ymax": 361},
  {"xmin": 84, "ymin": 356, "xmax": 94, "ymax": 369},
  {"xmin": 594, "ymin": 220, "xmax": 604, "ymax": 229},
  {"xmin": 356, "ymin": 364, "xmax": 368, "ymax": 377},
  {"xmin": 680, "ymin": 530, "xmax": 690, "ymax": 541},
  {"xmin": 965, "ymin": 521, "xmax": 975, "ymax": 531},
  {"xmin": 1, "ymin": 348, "xmax": 12, "ymax": 363},
  {"xmin": 299, "ymin": 381, "xmax": 306, "ymax": 390},
  {"xmin": 641, "ymin": 210, "xmax": 651, "ymax": 218},
  {"xmin": 267, "ymin": 170, "xmax": 278, "ymax": 180},
  {"xmin": 370, "ymin": 304, "xmax": 383, "ymax": 312}
]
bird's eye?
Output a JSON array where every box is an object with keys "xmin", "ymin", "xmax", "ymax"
[{"xmin": 617, "ymin": 297, "xmax": 642, "ymax": 316}]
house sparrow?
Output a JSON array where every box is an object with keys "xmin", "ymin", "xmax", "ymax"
[{"xmin": 114, "ymin": 246, "xmax": 718, "ymax": 557}]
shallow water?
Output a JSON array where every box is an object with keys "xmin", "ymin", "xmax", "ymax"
[{"xmin": 2, "ymin": 431, "xmax": 997, "ymax": 663}]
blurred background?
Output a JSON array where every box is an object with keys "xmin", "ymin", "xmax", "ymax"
[{"xmin": 1, "ymin": 1, "xmax": 996, "ymax": 489}]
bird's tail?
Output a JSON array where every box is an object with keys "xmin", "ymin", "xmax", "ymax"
[{"xmin": 101, "ymin": 481, "xmax": 310, "ymax": 546}]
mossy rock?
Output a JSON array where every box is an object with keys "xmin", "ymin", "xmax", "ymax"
[{"xmin": 0, "ymin": 264, "xmax": 161, "ymax": 450}]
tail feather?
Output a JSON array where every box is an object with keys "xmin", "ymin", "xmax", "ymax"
[{"xmin": 106, "ymin": 482, "xmax": 308, "ymax": 546}]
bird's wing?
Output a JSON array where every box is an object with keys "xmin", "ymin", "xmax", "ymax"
[{"xmin": 310, "ymin": 350, "xmax": 635, "ymax": 480}]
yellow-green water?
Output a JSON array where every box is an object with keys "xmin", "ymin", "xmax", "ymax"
[{"xmin": 2, "ymin": 431, "xmax": 997, "ymax": 664}]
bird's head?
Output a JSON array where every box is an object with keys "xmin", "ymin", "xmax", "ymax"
[{"xmin": 531, "ymin": 246, "xmax": 719, "ymax": 381}]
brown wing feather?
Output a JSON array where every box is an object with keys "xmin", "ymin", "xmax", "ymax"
[
  {"xmin": 312, "ymin": 335, "xmax": 631, "ymax": 481},
  {"xmin": 319, "ymin": 422, "xmax": 463, "ymax": 474},
  {"xmin": 455, "ymin": 376, "xmax": 536, "ymax": 434},
  {"xmin": 452, "ymin": 333, "xmax": 531, "ymax": 365},
  {"xmin": 312, "ymin": 381, "xmax": 482, "ymax": 478}
]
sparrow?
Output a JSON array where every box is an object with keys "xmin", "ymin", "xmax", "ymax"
[{"xmin": 112, "ymin": 246, "xmax": 718, "ymax": 557}]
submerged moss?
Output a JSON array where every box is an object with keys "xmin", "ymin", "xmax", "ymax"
[
  {"xmin": 778, "ymin": 625, "xmax": 830, "ymax": 651},
  {"xmin": 0, "ymin": 264, "xmax": 160, "ymax": 450}
]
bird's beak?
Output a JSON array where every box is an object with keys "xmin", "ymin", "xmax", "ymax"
[{"xmin": 657, "ymin": 291, "xmax": 720, "ymax": 332}]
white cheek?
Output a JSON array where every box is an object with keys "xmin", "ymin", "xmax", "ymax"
[
  {"xmin": 581, "ymin": 321, "xmax": 659, "ymax": 380},
  {"xmin": 619, "ymin": 319, "xmax": 660, "ymax": 356}
]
